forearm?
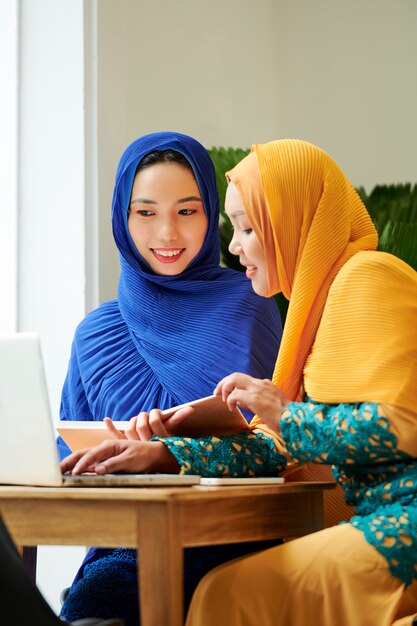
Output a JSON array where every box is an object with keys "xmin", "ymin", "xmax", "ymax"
[{"xmin": 155, "ymin": 430, "xmax": 287, "ymax": 477}]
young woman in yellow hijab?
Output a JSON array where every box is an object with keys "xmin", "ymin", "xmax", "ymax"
[
  {"xmin": 62, "ymin": 139, "xmax": 417, "ymax": 625},
  {"xmin": 184, "ymin": 139, "xmax": 417, "ymax": 626}
]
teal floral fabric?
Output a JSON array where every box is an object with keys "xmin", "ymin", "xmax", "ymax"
[
  {"xmin": 157, "ymin": 430, "xmax": 287, "ymax": 477},
  {"xmin": 280, "ymin": 400, "xmax": 417, "ymax": 585}
]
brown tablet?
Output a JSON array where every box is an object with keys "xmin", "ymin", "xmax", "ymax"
[{"xmin": 160, "ymin": 394, "xmax": 249, "ymax": 437}]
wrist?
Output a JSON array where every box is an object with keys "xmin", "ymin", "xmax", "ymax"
[
  {"xmin": 149, "ymin": 441, "xmax": 180, "ymax": 473},
  {"xmin": 264, "ymin": 416, "xmax": 281, "ymax": 433}
]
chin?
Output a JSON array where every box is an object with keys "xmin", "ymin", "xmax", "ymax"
[{"xmin": 251, "ymin": 281, "xmax": 269, "ymax": 298}]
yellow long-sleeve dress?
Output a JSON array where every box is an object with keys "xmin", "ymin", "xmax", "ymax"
[
  {"xmin": 176, "ymin": 251, "xmax": 417, "ymax": 626},
  {"xmin": 176, "ymin": 399, "xmax": 417, "ymax": 626}
]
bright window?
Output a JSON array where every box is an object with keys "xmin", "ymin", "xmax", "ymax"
[{"xmin": 0, "ymin": 0, "xmax": 18, "ymax": 332}]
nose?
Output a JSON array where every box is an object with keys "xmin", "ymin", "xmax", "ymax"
[
  {"xmin": 228, "ymin": 233, "xmax": 242, "ymax": 256},
  {"xmin": 158, "ymin": 217, "xmax": 179, "ymax": 242}
]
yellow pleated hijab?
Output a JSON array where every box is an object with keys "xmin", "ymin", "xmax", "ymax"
[
  {"xmin": 227, "ymin": 139, "xmax": 378, "ymax": 401},
  {"xmin": 304, "ymin": 250, "xmax": 417, "ymax": 413}
]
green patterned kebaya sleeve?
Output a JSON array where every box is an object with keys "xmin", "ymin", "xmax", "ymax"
[
  {"xmin": 280, "ymin": 400, "xmax": 409, "ymax": 466},
  {"xmin": 154, "ymin": 430, "xmax": 287, "ymax": 477}
]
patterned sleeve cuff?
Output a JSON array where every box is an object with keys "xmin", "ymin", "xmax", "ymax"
[
  {"xmin": 156, "ymin": 437, "xmax": 197, "ymax": 475},
  {"xmin": 154, "ymin": 431, "xmax": 287, "ymax": 477}
]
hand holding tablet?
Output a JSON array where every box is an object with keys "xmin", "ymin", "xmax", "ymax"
[{"xmin": 57, "ymin": 394, "xmax": 249, "ymax": 452}]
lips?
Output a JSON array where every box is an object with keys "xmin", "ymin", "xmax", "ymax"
[
  {"xmin": 151, "ymin": 248, "xmax": 185, "ymax": 264},
  {"xmin": 241, "ymin": 263, "xmax": 257, "ymax": 279},
  {"xmin": 245, "ymin": 266, "xmax": 257, "ymax": 279}
]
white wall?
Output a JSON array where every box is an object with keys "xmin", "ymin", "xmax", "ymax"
[
  {"xmin": 96, "ymin": 0, "xmax": 417, "ymax": 301},
  {"xmin": 269, "ymin": 0, "xmax": 417, "ymax": 189}
]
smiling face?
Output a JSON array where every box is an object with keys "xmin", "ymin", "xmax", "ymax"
[
  {"xmin": 128, "ymin": 161, "xmax": 208, "ymax": 275},
  {"xmin": 225, "ymin": 181, "xmax": 269, "ymax": 297}
]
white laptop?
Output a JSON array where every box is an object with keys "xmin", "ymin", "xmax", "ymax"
[{"xmin": 0, "ymin": 332, "xmax": 200, "ymax": 488}]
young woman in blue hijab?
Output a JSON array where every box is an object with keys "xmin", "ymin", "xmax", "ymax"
[{"xmin": 59, "ymin": 132, "xmax": 282, "ymax": 626}]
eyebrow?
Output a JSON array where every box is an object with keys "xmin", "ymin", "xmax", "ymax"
[
  {"xmin": 130, "ymin": 198, "xmax": 157, "ymax": 205},
  {"xmin": 176, "ymin": 196, "xmax": 202, "ymax": 204},
  {"xmin": 130, "ymin": 196, "xmax": 202, "ymax": 205}
]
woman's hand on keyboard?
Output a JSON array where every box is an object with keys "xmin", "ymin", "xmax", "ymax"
[{"xmin": 60, "ymin": 440, "xmax": 180, "ymax": 475}]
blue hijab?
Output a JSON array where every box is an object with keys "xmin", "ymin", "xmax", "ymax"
[{"xmin": 58, "ymin": 132, "xmax": 281, "ymax": 458}]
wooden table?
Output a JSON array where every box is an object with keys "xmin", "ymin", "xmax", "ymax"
[{"xmin": 0, "ymin": 481, "xmax": 334, "ymax": 626}]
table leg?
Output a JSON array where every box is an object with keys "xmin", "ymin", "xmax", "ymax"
[{"xmin": 137, "ymin": 500, "xmax": 184, "ymax": 626}]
